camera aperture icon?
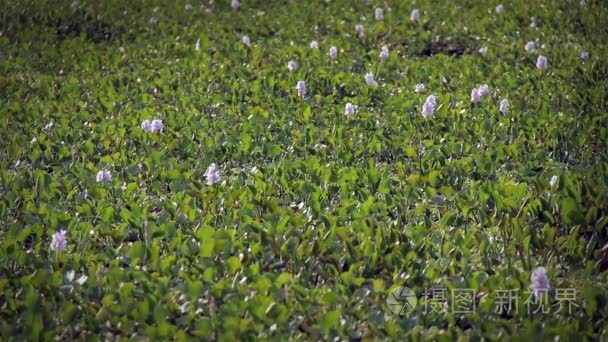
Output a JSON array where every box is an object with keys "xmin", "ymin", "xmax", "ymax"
[{"xmin": 386, "ymin": 286, "xmax": 417, "ymax": 315}]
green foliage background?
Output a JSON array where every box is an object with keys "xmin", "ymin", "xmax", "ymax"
[{"xmin": 0, "ymin": 0, "xmax": 607, "ymax": 340}]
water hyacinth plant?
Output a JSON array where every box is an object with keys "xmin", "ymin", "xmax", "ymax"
[
  {"xmin": 141, "ymin": 119, "xmax": 164, "ymax": 133},
  {"xmin": 355, "ymin": 24, "xmax": 364, "ymax": 37},
  {"xmin": 150, "ymin": 119, "xmax": 165, "ymax": 132},
  {"xmin": 296, "ymin": 80, "xmax": 307, "ymax": 98},
  {"xmin": 242, "ymin": 35, "xmax": 251, "ymax": 48},
  {"xmin": 329, "ymin": 46, "xmax": 338, "ymax": 59},
  {"xmin": 364, "ymin": 72, "xmax": 378, "ymax": 86},
  {"xmin": 96, "ymin": 169, "xmax": 112, "ymax": 183},
  {"xmin": 471, "ymin": 88, "xmax": 481, "ymax": 103},
  {"xmin": 375, "ymin": 7, "xmax": 383, "ymax": 21},
  {"xmin": 411, "ymin": 9, "xmax": 420, "ymax": 22},
  {"xmin": 536, "ymin": 55, "xmax": 548, "ymax": 69},
  {"xmin": 379, "ymin": 45, "xmax": 389, "ymax": 60},
  {"xmin": 530, "ymin": 267, "xmax": 551, "ymax": 298},
  {"xmin": 422, "ymin": 95, "xmax": 437, "ymax": 117},
  {"xmin": 344, "ymin": 102, "xmax": 355, "ymax": 116},
  {"xmin": 478, "ymin": 84, "xmax": 490, "ymax": 96},
  {"xmin": 50, "ymin": 230, "xmax": 68, "ymax": 252},
  {"xmin": 499, "ymin": 98, "xmax": 510, "ymax": 114},
  {"xmin": 525, "ymin": 41, "xmax": 536, "ymax": 53},
  {"xmin": 204, "ymin": 163, "xmax": 221, "ymax": 185}
]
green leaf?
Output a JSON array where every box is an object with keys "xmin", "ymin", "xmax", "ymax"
[
  {"xmin": 320, "ymin": 310, "xmax": 341, "ymax": 334},
  {"xmin": 101, "ymin": 206, "xmax": 115, "ymax": 223},
  {"xmin": 129, "ymin": 241, "xmax": 146, "ymax": 262},
  {"xmin": 404, "ymin": 146, "xmax": 417, "ymax": 158},
  {"xmin": 560, "ymin": 197, "xmax": 582, "ymax": 225},
  {"xmin": 226, "ymin": 256, "xmax": 242, "ymax": 274},
  {"xmin": 200, "ymin": 239, "xmax": 215, "ymax": 258},
  {"xmin": 275, "ymin": 272, "xmax": 292, "ymax": 287}
]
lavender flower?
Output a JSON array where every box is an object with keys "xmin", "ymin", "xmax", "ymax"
[
  {"xmin": 296, "ymin": 80, "xmax": 307, "ymax": 98},
  {"xmin": 580, "ymin": 51, "xmax": 589, "ymax": 61},
  {"xmin": 141, "ymin": 120, "xmax": 152, "ymax": 132},
  {"xmin": 549, "ymin": 175, "xmax": 558, "ymax": 188},
  {"xmin": 355, "ymin": 24, "xmax": 365, "ymax": 37},
  {"xmin": 580, "ymin": 0, "xmax": 586, "ymax": 7},
  {"xmin": 525, "ymin": 41, "xmax": 535, "ymax": 53},
  {"xmin": 231, "ymin": 0, "xmax": 240, "ymax": 10},
  {"xmin": 375, "ymin": 7, "xmax": 384, "ymax": 21},
  {"xmin": 536, "ymin": 55, "xmax": 548, "ymax": 69},
  {"xmin": 499, "ymin": 99, "xmax": 509, "ymax": 114},
  {"xmin": 185, "ymin": 4, "xmax": 192, "ymax": 10},
  {"xmin": 50, "ymin": 229, "xmax": 68, "ymax": 252},
  {"xmin": 410, "ymin": 9, "xmax": 420, "ymax": 21},
  {"xmin": 496, "ymin": 4, "xmax": 504, "ymax": 13},
  {"xmin": 96, "ymin": 169, "xmax": 112, "ymax": 183},
  {"xmin": 242, "ymin": 35, "xmax": 251, "ymax": 48},
  {"xmin": 422, "ymin": 102, "xmax": 435, "ymax": 118},
  {"xmin": 151, "ymin": 119, "xmax": 164, "ymax": 133},
  {"xmin": 471, "ymin": 88, "xmax": 482, "ymax": 103},
  {"xmin": 345, "ymin": 103, "xmax": 355, "ymax": 116},
  {"xmin": 365, "ymin": 72, "xmax": 378, "ymax": 86},
  {"xmin": 479, "ymin": 46, "xmax": 488, "ymax": 56},
  {"xmin": 530, "ymin": 267, "xmax": 550, "ymax": 298},
  {"xmin": 479, "ymin": 84, "xmax": 490, "ymax": 97},
  {"xmin": 205, "ymin": 163, "xmax": 221, "ymax": 185},
  {"xmin": 422, "ymin": 95, "xmax": 437, "ymax": 117},
  {"xmin": 309, "ymin": 40, "xmax": 319, "ymax": 49},
  {"xmin": 141, "ymin": 119, "xmax": 164, "ymax": 133},
  {"xmin": 415, "ymin": 83, "xmax": 426, "ymax": 93},
  {"xmin": 379, "ymin": 45, "xmax": 389, "ymax": 60},
  {"xmin": 329, "ymin": 46, "xmax": 338, "ymax": 59},
  {"xmin": 287, "ymin": 60, "xmax": 297, "ymax": 72}
]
